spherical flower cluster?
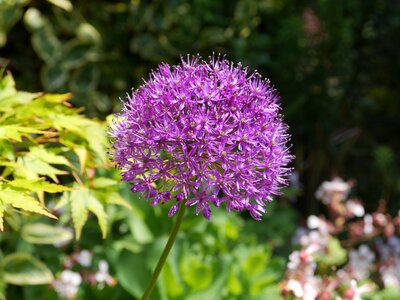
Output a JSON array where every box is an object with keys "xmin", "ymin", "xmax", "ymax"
[{"xmin": 110, "ymin": 55, "xmax": 293, "ymax": 220}]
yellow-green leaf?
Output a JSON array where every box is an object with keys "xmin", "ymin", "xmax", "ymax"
[
  {"xmin": 69, "ymin": 188, "xmax": 89, "ymax": 239},
  {"xmin": 54, "ymin": 192, "xmax": 69, "ymax": 210},
  {"xmin": 86, "ymin": 191, "xmax": 108, "ymax": 238},
  {"xmin": 6, "ymin": 178, "xmax": 72, "ymax": 193},
  {"xmin": 46, "ymin": 0, "xmax": 73, "ymax": 11},
  {"xmin": 95, "ymin": 190, "xmax": 132, "ymax": 210},
  {"xmin": 0, "ymin": 188, "xmax": 56, "ymax": 220},
  {"xmin": 29, "ymin": 146, "xmax": 71, "ymax": 167},
  {"xmin": 0, "ymin": 205, "xmax": 4, "ymax": 231},
  {"xmin": 0, "ymin": 125, "xmax": 45, "ymax": 142},
  {"xmin": 74, "ymin": 146, "xmax": 87, "ymax": 172},
  {"xmin": 19, "ymin": 156, "xmax": 68, "ymax": 176},
  {"xmin": 91, "ymin": 177, "xmax": 118, "ymax": 189}
]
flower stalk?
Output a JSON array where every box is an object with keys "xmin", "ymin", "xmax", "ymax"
[{"xmin": 141, "ymin": 201, "xmax": 186, "ymax": 300}]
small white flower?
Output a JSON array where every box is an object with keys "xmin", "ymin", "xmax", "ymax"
[
  {"xmin": 307, "ymin": 215, "xmax": 320, "ymax": 229},
  {"xmin": 287, "ymin": 279, "xmax": 303, "ymax": 298},
  {"xmin": 363, "ymin": 214, "xmax": 374, "ymax": 235},
  {"xmin": 94, "ymin": 260, "xmax": 115, "ymax": 289},
  {"xmin": 347, "ymin": 279, "xmax": 374, "ymax": 300},
  {"xmin": 287, "ymin": 248, "xmax": 317, "ymax": 276},
  {"xmin": 76, "ymin": 250, "xmax": 92, "ymax": 267},
  {"xmin": 307, "ymin": 215, "xmax": 330, "ymax": 235},
  {"xmin": 346, "ymin": 200, "xmax": 365, "ymax": 217},
  {"xmin": 287, "ymin": 277, "xmax": 320, "ymax": 300},
  {"xmin": 53, "ymin": 270, "xmax": 82, "ymax": 299},
  {"xmin": 315, "ymin": 177, "xmax": 352, "ymax": 204}
]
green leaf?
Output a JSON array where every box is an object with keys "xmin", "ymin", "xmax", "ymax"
[
  {"xmin": 0, "ymin": 5, "xmax": 23, "ymax": 36},
  {"xmin": 31, "ymin": 28, "xmax": 61, "ymax": 64},
  {"xmin": 63, "ymin": 40, "xmax": 94, "ymax": 69},
  {"xmin": 91, "ymin": 177, "xmax": 118, "ymax": 189},
  {"xmin": 0, "ymin": 125, "xmax": 45, "ymax": 142},
  {"xmin": 163, "ymin": 260, "xmax": 184, "ymax": 298},
  {"xmin": 23, "ymin": 8, "xmax": 46, "ymax": 31},
  {"xmin": 19, "ymin": 156, "xmax": 68, "ymax": 177},
  {"xmin": 127, "ymin": 206, "xmax": 154, "ymax": 244},
  {"xmin": 21, "ymin": 223, "xmax": 73, "ymax": 244},
  {"xmin": 76, "ymin": 23, "xmax": 101, "ymax": 44},
  {"xmin": 73, "ymin": 146, "xmax": 87, "ymax": 172},
  {"xmin": 54, "ymin": 192, "xmax": 69, "ymax": 210},
  {"xmin": 0, "ymin": 73, "xmax": 17, "ymax": 100},
  {"xmin": 69, "ymin": 188, "xmax": 88, "ymax": 239},
  {"xmin": 102, "ymin": 192, "xmax": 132, "ymax": 210},
  {"xmin": 54, "ymin": 115, "xmax": 108, "ymax": 162},
  {"xmin": 240, "ymin": 246, "xmax": 271, "ymax": 277},
  {"xmin": 1, "ymin": 253, "xmax": 54, "ymax": 285},
  {"xmin": 6, "ymin": 178, "xmax": 72, "ymax": 193},
  {"xmin": 83, "ymin": 124, "xmax": 107, "ymax": 162},
  {"xmin": 29, "ymin": 146, "xmax": 71, "ymax": 167},
  {"xmin": 116, "ymin": 249, "xmax": 152, "ymax": 298},
  {"xmin": 40, "ymin": 64, "xmax": 68, "ymax": 92},
  {"xmin": 227, "ymin": 270, "xmax": 243, "ymax": 296},
  {"xmin": 185, "ymin": 260, "xmax": 227, "ymax": 300},
  {"xmin": 45, "ymin": 0, "xmax": 73, "ymax": 11},
  {"xmin": 86, "ymin": 192, "xmax": 108, "ymax": 238},
  {"xmin": 0, "ymin": 188, "xmax": 56, "ymax": 227},
  {"xmin": 180, "ymin": 254, "xmax": 213, "ymax": 291},
  {"xmin": 69, "ymin": 64, "xmax": 100, "ymax": 93},
  {"xmin": 0, "ymin": 204, "xmax": 4, "ymax": 231},
  {"xmin": 316, "ymin": 237, "xmax": 347, "ymax": 269}
]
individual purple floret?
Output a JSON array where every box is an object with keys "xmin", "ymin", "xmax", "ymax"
[{"xmin": 109, "ymin": 55, "xmax": 293, "ymax": 220}]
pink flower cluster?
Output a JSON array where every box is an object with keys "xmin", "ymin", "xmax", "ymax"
[{"xmin": 281, "ymin": 178, "xmax": 400, "ymax": 299}]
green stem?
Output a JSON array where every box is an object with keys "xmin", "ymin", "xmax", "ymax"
[{"xmin": 141, "ymin": 202, "xmax": 186, "ymax": 300}]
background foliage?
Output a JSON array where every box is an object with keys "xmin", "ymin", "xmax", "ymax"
[
  {"xmin": 1, "ymin": 0, "xmax": 399, "ymax": 214},
  {"xmin": 0, "ymin": 0, "xmax": 399, "ymax": 299}
]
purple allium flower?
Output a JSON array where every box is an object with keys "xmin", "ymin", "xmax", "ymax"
[{"xmin": 109, "ymin": 55, "xmax": 293, "ymax": 220}]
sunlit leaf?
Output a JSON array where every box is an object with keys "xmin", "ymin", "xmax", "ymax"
[
  {"xmin": 0, "ymin": 188, "xmax": 56, "ymax": 226},
  {"xmin": 180, "ymin": 254, "xmax": 213, "ymax": 291},
  {"xmin": 6, "ymin": 178, "xmax": 72, "ymax": 193},
  {"xmin": 69, "ymin": 188, "xmax": 88, "ymax": 239},
  {"xmin": 29, "ymin": 146, "xmax": 71, "ymax": 167},
  {"xmin": 19, "ymin": 156, "xmax": 68, "ymax": 177},
  {"xmin": 86, "ymin": 191, "xmax": 108, "ymax": 238},
  {"xmin": 91, "ymin": 177, "xmax": 118, "ymax": 189},
  {"xmin": 0, "ymin": 205, "xmax": 4, "ymax": 231},
  {"xmin": 46, "ymin": 0, "xmax": 73, "ymax": 11},
  {"xmin": 0, "ymin": 125, "xmax": 45, "ymax": 142}
]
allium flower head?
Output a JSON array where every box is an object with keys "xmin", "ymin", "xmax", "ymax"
[{"xmin": 110, "ymin": 55, "xmax": 293, "ymax": 220}]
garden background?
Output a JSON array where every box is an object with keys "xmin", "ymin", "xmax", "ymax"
[{"xmin": 0, "ymin": 0, "xmax": 399, "ymax": 299}]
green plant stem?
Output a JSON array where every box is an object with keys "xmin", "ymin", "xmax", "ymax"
[{"xmin": 141, "ymin": 202, "xmax": 186, "ymax": 300}]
